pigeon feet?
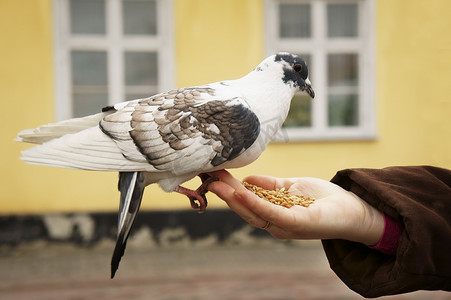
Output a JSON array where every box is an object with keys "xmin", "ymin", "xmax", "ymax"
[{"xmin": 175, "ymin": 173, "xmax": 218, "ymax": 212}]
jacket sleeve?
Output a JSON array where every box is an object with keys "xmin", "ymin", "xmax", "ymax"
[{"xmin": 321, "ymin": 166, "xmax": 451, "ymax": 298}]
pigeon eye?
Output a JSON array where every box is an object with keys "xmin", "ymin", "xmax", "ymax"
[{"xmin": 293, "ymin": 64, "xmax": 303, "ymax": 73}]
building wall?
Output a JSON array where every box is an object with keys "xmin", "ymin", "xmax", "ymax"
[{"xmin": 1, "ymin": 0, "xmax": 450, "ymax": 214}]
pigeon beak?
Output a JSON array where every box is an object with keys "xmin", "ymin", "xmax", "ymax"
[{"xmin": 303, "ymin": 78, "xmax": 315, "ymax": 99}]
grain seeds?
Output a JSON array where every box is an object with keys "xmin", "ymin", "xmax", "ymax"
[{"xmin": 242, "ymin": 181, "xmax": 315, "ymax": 208}]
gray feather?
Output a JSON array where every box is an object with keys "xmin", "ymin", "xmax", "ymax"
[{"xmin": 111, "ymin": 171, "xmax": 145, "ymax": 278}]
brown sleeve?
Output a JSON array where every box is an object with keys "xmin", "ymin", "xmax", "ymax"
[{"xmin": 321, "ymin": 166, "xmax": 451, "ymax": 297}]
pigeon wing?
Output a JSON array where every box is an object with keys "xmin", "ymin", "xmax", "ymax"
[{"xmin": 100, "ymin": 87, "xmax": 261, "ymax": 175}]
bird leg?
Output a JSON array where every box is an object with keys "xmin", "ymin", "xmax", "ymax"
[{"xmin": 174, "ymin": 173, "xmax": 218, "ymax": 212}]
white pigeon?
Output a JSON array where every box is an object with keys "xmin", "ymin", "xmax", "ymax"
[{"xmin": 16, "ymin": 52, "xmax": 314, "ymax": 277}]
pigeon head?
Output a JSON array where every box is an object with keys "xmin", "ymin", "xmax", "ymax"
[
  {"xmin": 274, "ymin": 52, "xmax": 315, "ymax": 99},
  {"xmin": 255, "ymin": 53, "xmax": 315, "ymax": 99}
]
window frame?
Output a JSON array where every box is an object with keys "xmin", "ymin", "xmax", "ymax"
[
  {"xmin": 266, "ymin": 0, "xmax": 376, "ymax": 142},
  {"xmin": 53, "ymin": 0, "xmax": 175, "ymax": 121}
]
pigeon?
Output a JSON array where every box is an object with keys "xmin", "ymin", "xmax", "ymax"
[{"xmin": 16, "ymin": 52, "xmax": 314, "ymax": 278}]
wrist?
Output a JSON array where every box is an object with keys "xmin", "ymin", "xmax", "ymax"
[
  {"xmin": 340, "ymin": 192, "xmax": 384, "ymax": 245},
  {"xmin": 359, "ymin": 198, "xmax": 385, "ymax": 246}
]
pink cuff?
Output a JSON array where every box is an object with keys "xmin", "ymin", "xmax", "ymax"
[{"xmin": 369, "ymin": 213, "xmax": 404, "ymax": 255}]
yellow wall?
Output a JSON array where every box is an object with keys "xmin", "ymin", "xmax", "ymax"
[
  {"xmin": 174, "ymin": 0, "xmax": 264, "ymax": 87},
  {"xmin": 1, "ymin": 0, "xmax": 450, "ymax": 214}
]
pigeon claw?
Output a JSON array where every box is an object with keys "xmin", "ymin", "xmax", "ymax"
[
  {"xmin": 175, "ymin": 185, "xmax": 208, "ymax": 212},
  {"xmin": 189, "ymin": 193, "xmax": 207, "ymax": 212},
  {"xmin": 174, "ymin": 173, "xmax": 218, "ymax": 213}
]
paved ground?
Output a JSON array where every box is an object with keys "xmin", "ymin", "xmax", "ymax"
[{"xmin": 0, "ymin": 239, "xmax": 449, "ymax": 300}]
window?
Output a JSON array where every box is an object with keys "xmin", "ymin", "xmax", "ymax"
[
  {"xmin": 266, "ymin": 0, "xmax": 376, "ymax": 141},
  {"xmin": 54, "ymin": 0, "xmax": 174, "ymax": 120}
]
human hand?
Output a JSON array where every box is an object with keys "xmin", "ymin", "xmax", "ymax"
[{"xmin": 207, "ymin": 170, "xmax": 384, "ymax": 246}]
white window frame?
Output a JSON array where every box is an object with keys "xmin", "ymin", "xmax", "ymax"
[
  {"xmin": 53, "ymin": 0, "xmax": 175, "ymax": 121},
  {"xmin": 266, "ymin": 0, "xmax": 376, "ymax": 142}
]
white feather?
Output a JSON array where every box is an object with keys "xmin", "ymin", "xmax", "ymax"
[
  {"xmin": 15, "ymin": 112, "xmax": 110, "ymax": 144},
  {"xmin": 20, "ymin": 127, "xmax": 158, "ymax": 172}
]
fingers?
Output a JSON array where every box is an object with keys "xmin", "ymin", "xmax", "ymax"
[
  {"xmin": 208, "ymin": 170, "xmax": 288, "ymax": 230},
  {"xmin": 208, "ymin": 170, "xmax": 272, "ymax": 229},
  {"xmin": 208, "ymin": 169, "xmax": 243, "ymax": 190},
  {"xmin": 233, "ymin": 187, "xmax": 288, "ymax": 227},
  {"xmin": 209, "ymin": 170, "xmax": 290, "ymax": 191},
  {"xmin": 208, "ymin": 180, "xmax": 266, "ymax": 228}
]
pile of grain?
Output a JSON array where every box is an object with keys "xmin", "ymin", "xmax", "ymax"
[{"xmin": 242, "ymin": 182, "xmax": 315, "ymax": 208}]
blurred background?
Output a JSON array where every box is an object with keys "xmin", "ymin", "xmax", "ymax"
[{"xmin": 1, "ymin": 0, "xmax": 450, "ymax": 299}]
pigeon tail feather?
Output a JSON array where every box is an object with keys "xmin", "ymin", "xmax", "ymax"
[
  {"xmin": 15, "ymin": 112, "xmax": 111, "ymax": 144},
  {"xmin": 111, "ymin": 171, "xmax": 145, "ymax": 278},
  {"xmin": 19, "ymin": 126, "xmax": 150, "ymax": 171}
]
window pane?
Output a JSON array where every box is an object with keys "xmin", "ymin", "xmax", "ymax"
[
  {"xmin": 71, "ymin": 51, "xmax": 108, "ymax": 85},
  {"xmin": 70, "ymin": 0, "xmax": 106, "ymax": 34},
  {"xmin": 73, "ymin": 92, "xmax": 108, "ymax": 117},
  {"xmin": 123, "ymin": 0, "xmax": 157, "ymax": 35},
  {"xmin": 279, "ymin": 4, "xmax": 311, "ymax": 38},
  {"xmin": 124, "ymin": 52, "xmax": 158, "ymax": 86},
  {"xmin": 71, "ymin": 51, "xmax": 108, "ymax": 117},
  {"xmin": 124, "ymin": 84, "xmax": 159, "ymax": 100},
  {"xmin": 328, "ymin": 54, "xmax": 358, "ymax": 87},
  {"xmin": 327, "ymin": 4, "xmax": 358, "ymax": 38},
  {"xmin": 125, "ymin": 92, "xmax": 157, "ymax": 101},
  {"xmin": 328, "ymin": 94, "xmax": 358, "ymax": 126},
  {"xmin": 283, "ymin": 94, "xmax": 312, "ymax": 127},
  {"xmin": 284, "ymin": 54, "xmax": 312, "ymax": 127}
]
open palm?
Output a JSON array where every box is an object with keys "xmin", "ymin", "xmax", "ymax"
[{"xmin": 208, "ymin": 170, "xmax": 384, "ymax": 246}]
